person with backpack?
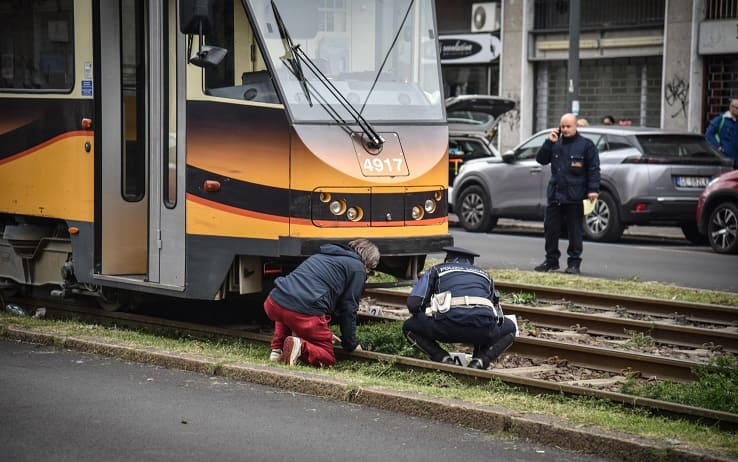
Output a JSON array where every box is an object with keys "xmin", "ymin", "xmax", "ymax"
[{"xmin": 705, "ymin": 97, "xmax": 738, "ymax": 168}]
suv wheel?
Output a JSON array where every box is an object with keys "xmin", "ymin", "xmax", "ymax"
[
  {"xmin": 457, "ymin": 185, "xmax": 498, "ymax": 232},
  {"xmin": 583, "ymin": 191, "xmax": 623, "ymax": 242},
  {"xmin": 707, "ymin": 202, "xmax": 738, "ymax": 254}
]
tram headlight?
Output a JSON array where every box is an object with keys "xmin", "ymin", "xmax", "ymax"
[
  {"xmin": 434, "ymin": 191, "xmax": 443, "ymax": 201},
  {"xmin": 346, "ymin": 206, "xmax": 363, "ymax": 221},
  {"xmin": 424, "ymin": 199, "xmax": 436, "ymax": 214},
  {"xmin": 319, "ymin": 192, "xmax": 331, "ymax": 203},
  {"xmin": 411, "ymin": 205, "xmax": 424, "ymax": 220},
  {"xmin": 329, "ymin": 200, "xmax": 347, "ymax": 216}
]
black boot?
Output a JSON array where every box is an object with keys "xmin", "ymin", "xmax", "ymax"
[
  {"xmin": 534, "ymin": 261, "xmax": 559, "ymax": 272},
  {"xmin": 565, "ymin": 259, "xmax": 581, "ymax": 274},
  {"xmin": 480, "ymin": 333, "xmax": 515, "ymax": 367},
  {"xmin": 467, "ymin": 358, "xmax": 485, "ymax": 369},
  {"xmin": 404, "ymin": 330, "xmax": 449, "ymax": 363}
]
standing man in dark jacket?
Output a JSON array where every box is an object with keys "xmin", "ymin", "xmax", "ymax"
[
  {"xmin": 403, "ymin": 247, "xmax": 516, "ymax": 370},
  {"xmin": 535, "ymin": 113, "xmax": 600, "ymax": 275},
  {"xmin": 263, "ymin": 239, "xmax": 380, "ymax": 367}
]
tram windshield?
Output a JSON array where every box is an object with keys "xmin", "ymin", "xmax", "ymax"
[{"xmin": 247, "ymin": 0, "xmax": 443, "ymax": 123}]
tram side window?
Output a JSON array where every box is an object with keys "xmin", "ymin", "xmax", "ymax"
[
  {"xmin": 121, "ymin": 0, "xmax": 146, "ymax": 202},
  {"xmin": 0, "ymin": 0, "xmax": 74, "ymax": 91},
  {"xmin": 203, "ymin": 0, "xmax": 279, "ymax": 104}
]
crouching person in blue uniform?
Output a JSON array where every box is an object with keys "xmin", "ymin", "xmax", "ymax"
[{"xmin": 403, "ymin": 247, "xmax": 516, "ymax": 369}]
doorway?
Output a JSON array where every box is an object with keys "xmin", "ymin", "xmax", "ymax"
[{"xmin": 95, "ymin": 0, "xmax": 185, "ymax": 288}]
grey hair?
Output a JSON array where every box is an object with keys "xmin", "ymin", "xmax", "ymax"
[{"xmin": 348, "ymin": 239, "xmax": 380, "ymax": 270}]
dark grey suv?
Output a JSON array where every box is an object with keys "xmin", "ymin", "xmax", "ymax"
[{"xmin": 451, "ymin": 126, "xmax": 733, "ymax": 242}]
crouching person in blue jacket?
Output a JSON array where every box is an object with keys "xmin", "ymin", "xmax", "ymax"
[
  {"xmin": 264, "ymin": 239, "xmax": 380, "ymax": 367},
  {"xmin": 403, "ymin": 247, "xmax": 516, "ymax": 369}
]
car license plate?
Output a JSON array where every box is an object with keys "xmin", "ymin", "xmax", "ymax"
[{"xmin": 674, "ymin": 176, "xmax": 710, "ymax": 188}]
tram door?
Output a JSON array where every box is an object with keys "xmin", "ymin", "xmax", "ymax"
[{"xmin": 96, "ymin": 1, "xmax": 185, "ymax": 288}]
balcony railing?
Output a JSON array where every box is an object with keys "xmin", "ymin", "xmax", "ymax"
[
  {"xmin": 533, "ymin": 0, "xmax": 665, "ymax": 31},
  {"xmin": 706, "ymin": 0, "xmax": 738, "ymax": 19}
]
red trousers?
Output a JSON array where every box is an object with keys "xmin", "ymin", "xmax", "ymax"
[{"xmin": 263, "ymin": 296, "xmax": 336, "ymax": 367}]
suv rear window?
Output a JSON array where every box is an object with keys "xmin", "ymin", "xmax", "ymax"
[
  {"xmin": 635, "ymin": 135, "xmax": 726, "ymax": 165},
  {"xmin": 449, "ymin": 138, "xmax": 491, "ymax": 158},
  {"xmin": 605, "ymin": 135, "xmax": 633, "ymax": 150}
]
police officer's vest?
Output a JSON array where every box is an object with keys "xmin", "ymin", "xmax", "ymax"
[{"xmin": 424, "ymin": 262, "xmax": 503, "ymax": 325}]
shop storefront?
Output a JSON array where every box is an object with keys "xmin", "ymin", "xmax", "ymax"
[
  {"xmin": 534, "ymin": 56, "xmax": 663, "ymax": 131},
  {"xmin": 439, "ymin": 33, "xmax": 500, "ymax": 97}
]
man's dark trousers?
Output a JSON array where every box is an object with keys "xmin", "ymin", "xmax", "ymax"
[{"xmin": 543, "ymin": 202, "xmax": 584, "ymax": 268}]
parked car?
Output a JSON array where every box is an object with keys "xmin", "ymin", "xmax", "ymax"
[
  {"xmin": 452, "ymin": 126, "xmax": 733, "ymax": 242},
  {"xmin": 696, "ymin": 169, "xmax": 738, "ymax": 253},
  {"xmin": 446, "ymin": 95, "xmax": 515, "ymax": 192}
]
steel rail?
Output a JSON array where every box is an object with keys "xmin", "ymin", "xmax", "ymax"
[
  {"xmin": 10, "ymin": 300, "xmax": 736, "ymax": 429},
  {"xmin": 504, "ymin": 304, "xmax": 738, "ymax": 354},
  {"xmin": 510, "ymin": 336, "xmax": 698, "ymax": 381},
  {"xmin": 343, "ymin": 350, "xmax": 738, "ymax": 430},
  {"xmin": 493, "ymin": 281, "xmax": 738, "ymax": 326},
  {"xmin": 365, "ymin": 288, "xmax": 738, "ymax": 354},
  {"xmin": 361, "ymin": 311, "xmax": 702, "ymax": 381},
  {"xmin": 361, "ymin": 308, "xmax": 703, "ymax": 381}
]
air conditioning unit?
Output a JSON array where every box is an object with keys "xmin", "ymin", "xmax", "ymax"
[{"xmin": 471, "ymin": 2, "xmax": 500, "ymax": 33}]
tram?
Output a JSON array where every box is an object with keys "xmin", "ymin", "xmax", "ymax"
[{"xmin": 0, "ymin": 0, "xmax": 451, "ymax": 308}]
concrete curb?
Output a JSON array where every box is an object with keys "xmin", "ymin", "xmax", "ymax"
[{"xmin": 2, "ymin": 326, "xmax": 732, "ymax": 462}]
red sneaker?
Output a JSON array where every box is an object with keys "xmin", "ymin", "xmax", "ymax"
[{"xmin": 280, "ymin": 336, "xmax": 302, "ymax": 365}]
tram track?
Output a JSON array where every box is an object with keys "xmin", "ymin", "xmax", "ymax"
[
  {"xmin": 3, "ymin": 296, "xmax": 737, "ymax": 429},
  {"xmin": 360, "ymin": 305, "xmax": 704, "ymax": 382},
  {"xmin": 498, "ymin": 304, "xmax": 737, "ymax": 354},
  {"xmin": 361, "ymin": 287, "xmax": 738, "ymax": 413},
  {"xmin": 493, "ymin": 282, "xmax": 738, "ymax": 327},
  {"xmin": 365, "ymin": 287, "xmax": 738, "ymax": 355}
]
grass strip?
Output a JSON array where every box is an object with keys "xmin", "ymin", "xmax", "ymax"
[
  {"xmin": 378, "ymin": 261, "xmax": 738, "ymax": 307},
  {"xmin": 1, "ymin": 312, "xmax": 736, "ymax": 458},
  {"xmin": 489, "ymin": 268, "xmax": 738, "ymax": 307}
]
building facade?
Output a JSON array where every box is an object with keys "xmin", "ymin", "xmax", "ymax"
[{"xmin": 435, "ymin": 0, "xmax": 738, "ymax": 151}]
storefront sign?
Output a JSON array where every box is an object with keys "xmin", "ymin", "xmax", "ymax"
[{"xmin": 439, "ymin": 33, "xmax": 500, "ymax": 64}]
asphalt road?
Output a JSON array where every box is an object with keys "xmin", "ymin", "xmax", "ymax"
[
  {"xmin": 445, "ymin": 221, "xmax": 738, "ymax": 293},
  {"xmin": 0, "ymin": 340, "xmax": 616, "ymax": 462}
]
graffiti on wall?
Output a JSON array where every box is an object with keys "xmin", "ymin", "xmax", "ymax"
[
  {"xmin": 664, "ymin": 75, "xmax": 689, "ymax": 119},
  {"xmin": 500, "ymin": 93, "xmax": 520, "ymax": 131}
]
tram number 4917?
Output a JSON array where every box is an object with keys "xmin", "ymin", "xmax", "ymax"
[{"xmin": 362, "ymin": 157, "xmax": 404, "ymax": 174}]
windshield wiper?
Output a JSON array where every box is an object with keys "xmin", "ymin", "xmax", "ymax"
[
  {"xmin": 270, "ymin": 1, "xmax": 384, "ymax": 148},
  {"xmin": 270, "ymin": 0, "xmax": 312, "ymax": 106},
  {"xmin": 291, "ymin": 46, "xmax": 384, "ymax": 148}
]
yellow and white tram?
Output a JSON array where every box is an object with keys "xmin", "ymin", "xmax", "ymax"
[{"xmin": 0, "ymin": 0, "xmax": 450, "ymax": 307}]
